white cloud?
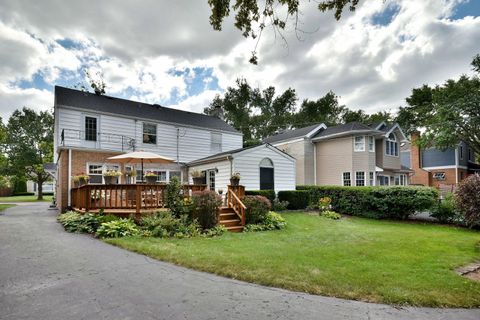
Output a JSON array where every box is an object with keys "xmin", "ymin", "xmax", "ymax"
[
  {"xmin": 0, "ymin": 84, "xmax": 53, "ymax": 120},
  {"xmin": 168, "ymin": 90, "xmax": 222, "ymax": 114}
]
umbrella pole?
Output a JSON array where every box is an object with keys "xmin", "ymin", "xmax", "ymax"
[{"xmin": 141, "ymin": 159, "xmax": 144, "ymax": 183}]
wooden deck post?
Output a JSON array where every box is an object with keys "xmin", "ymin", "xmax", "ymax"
[{"xmin": 135, "ymin": 184, "xmax": 141, "ymax": 215}]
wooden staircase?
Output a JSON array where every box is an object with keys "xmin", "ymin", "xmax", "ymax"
[{"xmin": 219, "ymin": 206, "xmax": 244, "ymax": 232}]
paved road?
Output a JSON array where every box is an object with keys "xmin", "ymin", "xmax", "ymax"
[{"xmin": 1, "ymin": 204, "xmax": 479, "ymax": 320}]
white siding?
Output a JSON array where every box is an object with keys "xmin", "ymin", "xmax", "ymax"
[
  {"xmin": 233, "ymin": 145, "xmax": 296, "ymax": 192},
  {"xmin": 188, "ymin": 159, "xmax": 232, "ymax": 193},
  {"xmin": 56, "ymin": 106, "xmax": 242, "ymax": 162}
]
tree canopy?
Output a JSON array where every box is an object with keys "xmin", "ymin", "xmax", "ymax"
[
  {"xmin": 207, "ymin": 0, "xmax": 361, "ymax": 63},
  {"xmin": 1, "ymin": 108, "xmax": 54, "ymax": 199}
]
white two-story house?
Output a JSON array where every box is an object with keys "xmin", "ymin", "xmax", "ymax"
[{"xmin": 54, "ymin": 86, "xmax": 295, "ymax": 211}]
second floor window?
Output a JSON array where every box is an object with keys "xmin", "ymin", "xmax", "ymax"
[
  {"xmin": 85, "ymin": 116, "xmax": 97, "ymax": 141},
  {"xmin": 342, "ymin": 172, "xmax": 351, "ymax": 186},
  {"xmin": 143, "ymin": 123, "xmax": 157, "ymax": 144},
  {"xmin": 211, "ymin": 132, "xmax": 222, "ymax": 153},
  {"xmin": 386, "ymin": 133, "xmax": 398, "ymax": 156},
  {"xmin": 354, "ymin": 136, "xmax": 365, "ymax": 152},
  {"xmin": 356, "ymin": 171, "xmax": 365, "ymax": 186},
  {"xmin": 368, "ymin": 136, "xmax": 375, "ymax": 152}
]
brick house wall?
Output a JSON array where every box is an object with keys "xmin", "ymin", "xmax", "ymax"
[{"xmin": 409, "ymin": 132, "xmax": 431, "ymax": 186}]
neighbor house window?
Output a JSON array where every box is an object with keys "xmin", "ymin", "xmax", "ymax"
[
  {"xmin": 169, "ymin": 171, "xmax": 182, "ymax": 182},
  {"xmin": 342, "ymin": 172, "xmax": 351, "ymax": 186},
  {"xmin": 368, "ymin": 136, "xmax": 375, "ymax": 152},
  {"xmin": 85, "ymin": 116, "xmax": 97, "ymax": 141},
  {"xmin": 356, "ymin": 172, "xmax": 365, "ymax": 186},
  {"xmin": 87, "ymin": 164, "xmax": 103, "ymax": 184},
  {"xmin": 354, "ymin": 136, "xmax": 365, "ymax": 152},
  {"xmin": 378, "ymin": 176, "xmax": 389, "ymax": 186},
  {"xmin": 433, "ymin": 172, "xmax": 445, "ymax": 180},
  {"xmin": 386, "ymin": 133, "xmax": 398, "ymax": 156},
  {"xmin": 143, "ymin": 123, "xmax": 157, "ymax": 144},
  {"xmin": 395, "ymin": 174, "xmax": 407, "ymax": 186},
  {"xmin": 211, "ymin": 132, "xmax": 222, "ymax": 153},
  {"xmin": 459, "ymin": 145, "xmax": 464, "ymax": 160},
  {"xmin": 369, "ymin": 172, "xmax": 374, "ymax": 186}
]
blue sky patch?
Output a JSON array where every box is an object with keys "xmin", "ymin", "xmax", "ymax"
[
  {"xmin": 371, "ymin": 3, "xmax": 400, "ymax": 26},
  {"xmin": 450, "ymin": 0, "xmax": 480, "ymax": 20}
]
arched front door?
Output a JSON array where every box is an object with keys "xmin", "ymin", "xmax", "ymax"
[{"xmin": 259, "ymin": 158, "xmax": 274, "ymax": 190}]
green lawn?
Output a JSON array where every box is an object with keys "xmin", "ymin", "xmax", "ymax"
[
  {"xmin": 0, "ymin": 195, "xmax": 53, "ymax": 202},
  {"xmin": 0, "ymin": 204, "xmax": 15, "ymax": 211},
  {"xmin": 106, "ymin": 213, "xmax": 480, "ymax": 307}
]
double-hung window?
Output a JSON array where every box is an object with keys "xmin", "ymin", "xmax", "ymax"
[
  {"xmin": 342, "ymin": 172, "xmax": 351, "ymax": 186},
  {"xmin": 169, "ymin": 171, "xmax": 182, "ymax": 182},
  {"xmin": 386, "ymin": 133, "xmax": 398, "ymax": 156},
  {"xmin": 87, "ymin": 164, "xmax": 103, "ymax": 184},
  {"xmin": 356, "ymin": 172, "xmax": 365, "ymax": 186},
  {"xmin": 211, "ymin": 132, "xmax": 222, "ymax": 153},
  {"xmin": 143, "ymin": 123, "xmax": 157, "ymax": 144},
  {"xmin": 85, "ymin": 116, "xmax": 97, "ymax": 141},
  {"xmin": 354, "ymin": 136, "xmax": 365, "ymax": 152},
  {"xmin": 369, "ymin": 172, "xmax": 374, "ymax": 186},
  {"xmin": 368, "ymin": 136, "xmax": 375, "ymax": 152}
]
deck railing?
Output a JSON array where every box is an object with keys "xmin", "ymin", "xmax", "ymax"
[
  {"xmin": 227, "ymin": 185, "xmax": 246, "ymax": 226},
  {"xmin": 71, "ymin": 184, "xmax": 207, "ymax": 213}
]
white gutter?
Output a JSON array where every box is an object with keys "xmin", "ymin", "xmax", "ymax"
[
  {"xmin": 455, "ymin": 147, "xmax": 459, "ymax": 184},
  {"xmin": 313, "ymin": 141, "xmax": 317, "ymax": 185},
  {"xmin": 67, "ymin": 148, "xmax": 72, "ymax": 207}
]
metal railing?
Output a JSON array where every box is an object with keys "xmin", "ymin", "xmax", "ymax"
[{"xmin": 61, "ymin": 129, "xmax": 136, "ymax": 152}]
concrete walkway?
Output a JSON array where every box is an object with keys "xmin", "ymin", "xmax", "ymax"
[{"xmin": 1, "ymin": 203, "xmax": 479, "ymax": 320}]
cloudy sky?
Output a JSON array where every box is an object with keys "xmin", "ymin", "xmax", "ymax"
[{"xmin": 0, "ymin": 0, "xmax": 479, "ymax": 120}]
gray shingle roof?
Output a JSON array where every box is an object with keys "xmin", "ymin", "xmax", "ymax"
[
  {"xmin": 312, "ymin": 122, "xmax": 377, "ymax": 139},
  {"xmin": 262, "ymin": 123, "xmax": 324, "ymax": 144},
  {"xmin": 55, "ymin": 86, "xmax": 239, "ymax": 133}
]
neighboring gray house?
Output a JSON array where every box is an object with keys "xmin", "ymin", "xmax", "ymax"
[{"xmin": 264, "ymin": 121, "xmax": 412, "ymax": 186}]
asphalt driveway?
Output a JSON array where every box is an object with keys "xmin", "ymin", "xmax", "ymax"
[{"xmin": 1, "ymin": 203, "xmax": 479, "ymax": 320}]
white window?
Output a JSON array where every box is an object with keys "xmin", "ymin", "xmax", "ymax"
[
  {"xmin": 433, "ymin": 172, "xmax": 446, "ymax": 180},
  {"xmin": 342, "ymin": 172, "xmax": 351, "ymax": 186},
  {"xmin": 395, "ymin": 174, "xmax": 407, "ymax": 186},
  {"xmin": 354, "ymin": 136, "xmax": 365, "ymax": 152},
  {"xmin": 378, "ymin": 175, "xmax": 390, "ymax": 186},
  {"xmin": 169, "ymin": 171, "xmax": 182, "ymax": 182},
  {"xmin": 211, "ymin": 132, "xmax": 222, "ymax": 153},
  {"xmin": 87, "ymin": 164, "xmax": 103, "ymax": 184},
  {"xmin": 368, "ymin": 136, "xmax": 375, "ymax": 152},
  {"xmin": 386, "ymin": 133, "xmax": 398, "ymax": 156},
  {"xmin": 207, "ymin": 169, "xmax": 216, "ymax": 191},
  {"xmin": 459, "ymin": 145, "xmax": 464, "ymax": 160},
  {"xmin": 356, "ymin": 172, "xmax": 365, "ymax": 186},
  {"xmin": 143, "ymin": 123, "xmax": 157, "ymax": 144},
  {"xmin": 369, "ymin": 172, "xmax": 374, "ymax": 186}
]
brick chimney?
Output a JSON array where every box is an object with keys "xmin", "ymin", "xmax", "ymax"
[{"xmin": 410, "ymin": 131, "xmax": 431, "ymax": 185}]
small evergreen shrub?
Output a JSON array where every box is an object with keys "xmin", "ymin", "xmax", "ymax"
[
  {"xmin": 191, "ymin": 190, "xmax": 222, "ymax": 229},
  {"xmin": 278, "ymin": 190, "xmax": 310, "ymax": 210},
  {"xmin": 431, "ymin": 193, "xmax": 457, "ymax": 223},
  {"xmin": 271, "ymin": 199, "xmax": 289, "ymax": 211},
  {"xmin": 96, "ymin": 219, "xmax": 139, "ymax": 238},
  {"xmin": 245, "ymin": 190, "xmax": 276, "ymax": 202},
  {"xmin": 165, "ymin": 176, "xmax": 188, "ymax": 217},
  {"xmin": 139, "ymin": 211, "xmax": 200, "ymax": 238},
  {"xmin": 244, "ymin": 195, "xmax": 271, "ymax": 224},
  {"xmin": 455, "ymin": 174, "xmax": 480, "ymax": 228}
]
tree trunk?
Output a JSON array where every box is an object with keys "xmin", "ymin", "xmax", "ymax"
[{"xmin": 37, "ymin": 178, "xmax": 43, "ymax": 201}]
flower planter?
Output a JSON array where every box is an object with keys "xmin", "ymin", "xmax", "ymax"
[
  {"xmin": 146, "ymin": 176, "xmax": 157, "ymax": 184},
  {"xmin": 230, "ymin": 178, "xmax": 240, "ymax": 186},
  {"xmin": 193, "ymin": 177, "xmax": 204, "ymax": 185},
  {"xmin": 104, "ymin": 176, "xmax": 118, "ymax": 185},
  {"xmin": 78, "ymin": 177, "xmax": 88, "ymax": 186}
]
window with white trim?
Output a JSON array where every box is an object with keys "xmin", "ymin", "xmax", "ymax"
[
  {"xmin": 87, "ymin": 164, "xmax": 103, "ymax": 184},
  {"xmin": 85, "ymin": 116, "xmax": 97, "ymax": 141},
  {"xmin": 143, "ymin": 123, "xmax": 157, "ymax": 144},
  {"xmin": 395, "ymin": 174, "xmax": 407, "ymax": 186},
  {"xmin": 354, "ymin": 136, "xmax": 365, "ymax": 152},
  {"xmin": 342, "ymin": 172, "xmax": 351, "ymax": 186},
  {"xmin": 369, "ymin": 172, "xmax": 374, "ymax": 186},
  {"xmin": 355, "ymin": 171, "xmax": 365, "ymax": 186},
  {"xmin": 433, "ymin": 172, "xmax": 446, "ymax": 180},
  {"xmin": 385, "ymin": 133, "xmax": 398, "ymax": 156},
  {"xmin": 378, "ymin": 175, "xmax": 389, "ymax": 186},
  {"xmin": 169, "ymin": 171, "xmax": 182, "ymax": 182},
  {"xmin": 211, "ymin": 132, "xmax": 222, "ymax": 153},
  {"xmin": 368, "ymin": 136, "xmax": 375, "ymax": 152}
]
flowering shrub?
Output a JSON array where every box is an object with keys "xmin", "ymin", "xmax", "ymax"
[
  {"xmin": 318, "ymin": 197, "xmax": 332, "ymax": 212},
  {"xmin": 103, "ymin": 170, "xmax": 122, "ymax": 177},
  {"xmin": 244, "ymin": 195, "xmax": 272, "ymax": 224},
  {"xmin": 191, "ymin": 190, "xmax": 222, "ymax": 229},
  {"xmin": 455, "ymin": 174, "xmax": 480, "ymax": 227}
]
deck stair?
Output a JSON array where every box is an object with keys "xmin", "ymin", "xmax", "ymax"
[{"xmin": 218, "ymin": 206, "xmax": 244, "ymax": 232}]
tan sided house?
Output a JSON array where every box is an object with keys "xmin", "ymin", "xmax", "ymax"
[{"xmin": 264, "ymin": 121, "xmax": 412, "ymax": 186}]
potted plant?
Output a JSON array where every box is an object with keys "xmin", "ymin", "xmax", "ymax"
[
  {"xmin": 230, "ymin": 172, "xmax": 241, "ymax": 186},
  {"xmin": 73, "ymin": 173, "xmax": 89, "ymax": 187},
  {"xmin": 124, "ymin": 168, "xmax": 137, "ymax": 184},
  {"xmin": 190, "ymin": 169, "xmax": 205, "ymax": 185},
  {"xmin": 103, "ymin": 170, "xmax": 122, "ymax": 185},
  {"xmin": 145, "ymin": 171, "xmax": 158, "ymax": 184}
]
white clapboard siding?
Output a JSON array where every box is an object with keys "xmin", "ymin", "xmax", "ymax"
[
  {"xmin": 56, "ymin": 107, "xmax": 243, "ymax": 162},
  {"xmin": 233, "ymin": 145, "xmax": 296, "ymax": 192},
  {"xmin": 187, "ymin": 160, "xmax": 231, "ymax": 193}
]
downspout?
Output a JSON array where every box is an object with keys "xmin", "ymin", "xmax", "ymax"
[
  {"xmin": 455, "ymin": 146, "xmax": 459, "ymax": 184},
  {"xmin": 312, "ymin": 141, "xmax": 317, "ymax": 185},
  {"xmin": 176, "ymin": 127, "xmax": 180, "ymax": 164},
  {"xmin": 67, "ymin": 148, "xmax": 72, "ymax": 207},
  {"xmin": 228, "ymin": 155, "xmax": 233, "ymax": 177}
]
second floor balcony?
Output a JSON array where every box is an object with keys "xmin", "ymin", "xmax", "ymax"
[{"xmin": 60, "ymin": 128, "xmax": 136, "ymax": 152}]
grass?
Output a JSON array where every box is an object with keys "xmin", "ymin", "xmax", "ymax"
[
  {"xmin": 0, "ymin": 195, "xmax": 53, "ymax": 202},
  {"xmin": 105, "ymin": 213, "xmax": 480, "ymax": 307},
  {"xmin": 0, "ymin": 204, "xmax": 15, "ymax": 211}
]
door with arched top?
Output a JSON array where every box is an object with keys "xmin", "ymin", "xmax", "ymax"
[{"xmin": 259, "ymin": 158, "xmax": 274, "ymax": 190}]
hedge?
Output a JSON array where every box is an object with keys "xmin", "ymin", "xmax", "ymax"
[
  {"xmin": 278, "ymin": 190, "xmax": 310, "ymax": 210},
  {"xmin": 12, "ymin": 192, "xmax": 35, "ymax": 196},
  {"xmin": 289, "ymin": 186, "xmax": 438, "ymax": 220},
  {"xmin": 245, "ymin": 190, "xmax": 276, "ymax": 203}
]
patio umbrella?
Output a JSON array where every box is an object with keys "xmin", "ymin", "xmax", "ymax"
[{"xmin": 107, "ymin": 151, "xmax": 175, "ymax": 182}]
